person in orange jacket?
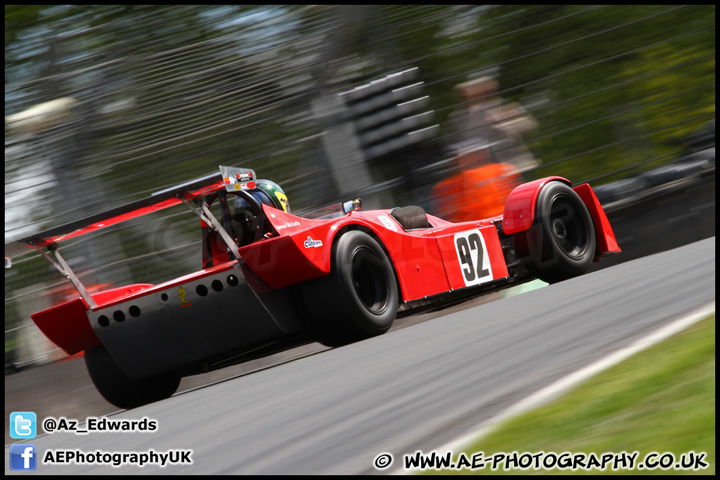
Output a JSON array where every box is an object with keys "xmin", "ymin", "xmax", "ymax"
[
  {"xmin": 432, "ymin": 146, "xmax": 520, "ymax": 222},
  {"xmin": 433, "ymin": 76, "xmax": 537, "ymax": 221}
]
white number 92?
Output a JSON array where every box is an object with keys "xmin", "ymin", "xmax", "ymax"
[{"xmin": 454, "ymin": 230, "xmax": 493, "ymax": 287}]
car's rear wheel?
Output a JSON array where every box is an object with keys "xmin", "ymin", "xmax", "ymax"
[
  {"xmin": 84, "ymin": 345, "xmax": 180, "ymax": 409},
  {"xmin": 303, "ymin": 231, "xmax": 398, "ymax": 347},
  {"xmin": 514, "ymin": 181, "xmax": 596, "ymax": 283}
]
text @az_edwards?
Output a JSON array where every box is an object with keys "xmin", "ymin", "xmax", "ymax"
[{"xmin": 42, "ymin": 416, "xmax": 157, "ymax": 434}]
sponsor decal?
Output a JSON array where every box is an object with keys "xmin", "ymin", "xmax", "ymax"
[
  {"xmin": 276, "ymin": 221, "xmax": 301, "ymax": 230},
  {"xmin": 178, "ymin": 287, "xmax": 192, "ymax": 308},
  {"xmin": 304, "ymin": 236, "xmax": 323, "ymax": 248},
  {"xmin": 225, "ymin": 176, "xmax": 253, "ymax": 190}
]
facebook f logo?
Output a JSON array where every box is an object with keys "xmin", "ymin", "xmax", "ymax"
[
  {"xmin": 10, "ymin": 444, "xmax": 37, "ymax": 470},
  {"xmin": 10, "ymin": 412, "xmax": 37, "ymax": 439}
]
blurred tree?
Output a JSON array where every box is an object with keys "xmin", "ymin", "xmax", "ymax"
[
  {"xmin": 469, "ymin": 5, "xmax": 715, "ymax": 182},
  {"xmin": 6, "ymin": 5, "xmax": 321, "ymax": 207}
]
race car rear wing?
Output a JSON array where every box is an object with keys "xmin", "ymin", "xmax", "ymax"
[{"xmin": 5, "ymin": 165, "xmax": 256, "ymax": 308}]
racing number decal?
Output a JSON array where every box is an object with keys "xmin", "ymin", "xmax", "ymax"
[{"xmin": 454, "ymin": 230, "xmax": 493, "ymax": 287}]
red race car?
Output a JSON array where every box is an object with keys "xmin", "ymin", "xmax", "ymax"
[{"xmin": 5, "ymin": 166, "xmax": 620, "ymax": 408}]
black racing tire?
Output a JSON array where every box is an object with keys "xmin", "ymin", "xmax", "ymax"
[
  {"xmin": 84, "ymin": 345, "xmax": 180, "ymax": 409},
  {"xmin": 303, "ymin": 231, "xmax": 398, "ymax": 347},
  {"xmin": 514, "ymin": 181, "xmax": 597, "ymax": 284}
]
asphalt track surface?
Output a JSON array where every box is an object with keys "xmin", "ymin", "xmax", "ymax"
[{"xmin": 5, "ymin": 237, "xmax": 715, "ymax": 475}]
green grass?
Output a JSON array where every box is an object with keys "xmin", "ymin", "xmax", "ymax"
[{"xmin": 430, "ymin": 314, "xmax": 715, "ymax": 475}]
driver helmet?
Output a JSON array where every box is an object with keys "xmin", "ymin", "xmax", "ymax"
[{"xmin": 234, "ymin": 179, "xmax": 289, "ymax": 213}]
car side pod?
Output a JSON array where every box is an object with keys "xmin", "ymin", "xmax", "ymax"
[{"xmin": 502, "ymin": 177, "xmax": 620, "ymax": 283}]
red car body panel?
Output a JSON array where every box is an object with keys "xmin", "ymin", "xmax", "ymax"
[
  {"xmin": 257, "ymin": 206, "xmax": 511, "ymax": 301},
  {"xmin": 435, "ymin": 224, "xmax": 510, "ymax": 291},
  {"xmin": 31, "ymin": 298, "xmax": 101, "ymax": 355}
]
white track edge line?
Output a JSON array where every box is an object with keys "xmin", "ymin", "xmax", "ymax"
[{"xmin": 397, "ymin": 301, "xmax": 715, "ymax": 474}]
